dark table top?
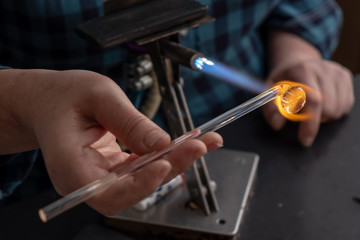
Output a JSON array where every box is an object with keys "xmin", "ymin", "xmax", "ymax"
[
  {"xmin": 224, "ymin": 79, "xmax": 360, "ymax": 239},
  {"xmin": 1, "ymin": 80, "xmax": 360, "ymax": 240}
]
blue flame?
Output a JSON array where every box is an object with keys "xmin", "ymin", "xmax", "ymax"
[{"xmin": 194, "ymin": 57, "xmax": 267, "ymax": 94}]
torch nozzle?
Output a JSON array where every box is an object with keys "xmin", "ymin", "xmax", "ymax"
[{"xmin": 159, "ymin": 39, "xmax": 204, "ymax": 70}]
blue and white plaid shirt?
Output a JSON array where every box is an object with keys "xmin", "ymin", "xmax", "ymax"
[{"xmin": 0, "ymin": 0, "xmax": 342, "ymax": 198}]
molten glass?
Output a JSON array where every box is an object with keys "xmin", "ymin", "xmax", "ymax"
[
  {"xmin": 274, "ymin": 81, "xmax": 310, "ymax": 121},
  {"xmin": 281, "ymin": 86, "xmax": 306, "ymax": 114}
]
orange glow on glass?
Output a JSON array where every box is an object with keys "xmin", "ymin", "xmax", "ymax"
[{"xmin": 273, "ymin": 80, "xmax": 313, "ymax": 121}]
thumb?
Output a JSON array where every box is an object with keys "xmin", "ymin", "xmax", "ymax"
[
  {"xmin": 263, "ymin": 100, "xmax": 286, "ymax": 131},
  {"xmin": 263, "ymin": 77, "xmax": 286, "ymax": 131},
  {"xmin": 83, "ymin": 78, "xmax": 170, "ymax": 155}
]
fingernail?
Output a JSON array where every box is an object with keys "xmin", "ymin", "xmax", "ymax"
[
  {"xmin": 208, "ymin": 143, "xmax": 224, "ymax": 152},
  {"xmin": 302, "ymin": 137, "xmax": 314, "ymax": 147},
  {"xmin": 158, "ymin": 164, "xmax": 171, "ymax": 180},
  {"xmin": 215, "ymin": 143, "xmax": 224, "ymax": 148},
  {"xmin": 271, "ymin": 114, "xmax": 283, "ymax": 130},
  {"xmin": 144, "ymin": 130, "xmax": 169, "ymax": 148}
]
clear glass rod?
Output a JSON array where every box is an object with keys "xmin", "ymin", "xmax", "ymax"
[{"xmin": 39, "ymin": 85, "xmax": 282, "ymax": 222}]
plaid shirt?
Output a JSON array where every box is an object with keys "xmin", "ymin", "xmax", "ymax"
[{"xmin": 0, "ymin": 0, "xmax": 342, "ymax": 198}]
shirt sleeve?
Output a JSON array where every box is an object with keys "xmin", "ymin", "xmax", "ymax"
[
  {"xmin": 265, "ymin": 0, "xmax": 343, "ymax": 59},
  {"xmin": 0, "ymin": 150, "xmax": 39, "ymax": 199}
]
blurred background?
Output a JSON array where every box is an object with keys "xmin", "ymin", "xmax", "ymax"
[{"xmin": 333, "ymin": 0, "xmax": 360, "ymax": 74}]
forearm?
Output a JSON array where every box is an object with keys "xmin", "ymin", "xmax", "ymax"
[
  {"xmin": 268, "ymin": 30, "xmax": 322, "ymax": 75},
  {"xmin": 0, "ymin": 69, "xmax": 39, "ymax": 154}
]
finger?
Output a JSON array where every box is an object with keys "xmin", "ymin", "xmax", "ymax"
[
  {"xmin": 161, "ymin": 137, "xmax": 215, "ymax": 183},
  {"xmin": 341, "ymin": 68, "xmax": 355, "ymax": 114},
  {"xmin": 99, "ymin": 149, "xmax": 130, "ymax": 169},
  {"xmin": 298, "ymin": 86, "xmax": 322, "ymax": 147},
  {"xmin": 335, "ymin": 72, "xmax": 348, "ymax": 118},
  {"xmin": 85, "ymin": 132, "xmax": 222, "ymax": 215},
  {"xmin": 262, "ymin": 78, "xmax": 287, "ymax": 131},
  {"xmin": 90, "ymin": 131, "xmax": 117, "ymax": 150},
  {"xmin": 262, "ymin": 101, "xmax": 286, "ymax": 131},
  {"xmin": 318, "ymin": 65, "xmax": 352, "ymax": 120},
  {"xmin": 88, "ymin": 131, "xmax": 129, "ymax": 169},
  {"xmin": 87, "ymin": 159, "xmax": 172, "ymax": 216},
  {"xmin": 197, "ymin": 131, "xmax": 223, "ymax": 151},
  {"xmin": 330, "ymin": 62, "xmax": 355, "ymax": 112},
  {"xmin": 318, "ymin": 77, "xmax": 338, "ymax": 120}
]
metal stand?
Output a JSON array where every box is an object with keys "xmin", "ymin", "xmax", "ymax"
[
  {"xmin": 106, "ymin": 149, "xmax": 258, "ymax": 239},
  {"xmin": 145, "ymin": 37, "xmax": 219, "ymax": 215}
]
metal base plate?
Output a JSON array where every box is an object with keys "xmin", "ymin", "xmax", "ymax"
[{"xmin": 106, "ymin": 148, "xmax": 259, "ymax": 238}]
